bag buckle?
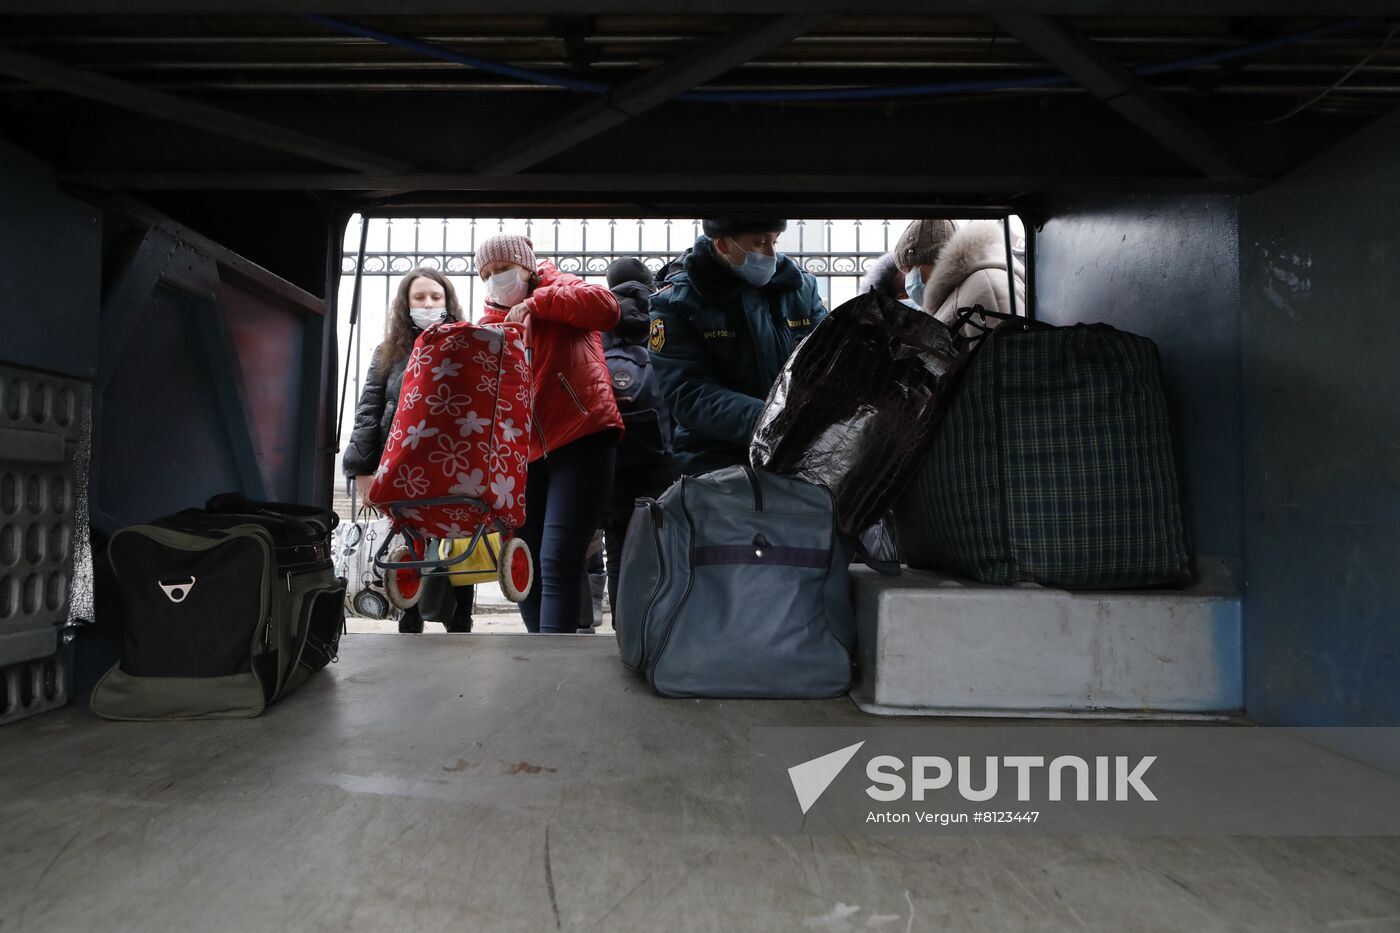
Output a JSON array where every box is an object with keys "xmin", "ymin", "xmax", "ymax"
[{"xmin": 158, "ymin": 576, "xmax": 197, "ymax": 604}]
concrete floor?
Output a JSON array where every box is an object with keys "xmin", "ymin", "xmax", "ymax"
[
  {"xmin": 345, "ymin": 579, "xmax": 611, "ymax": 635},
  {"xmin": 3, "ymin": 635, "xmax": 1400, "ymax": 933}
]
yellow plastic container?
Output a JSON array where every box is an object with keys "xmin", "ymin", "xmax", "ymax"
[{"xmin": 435, "ymin": 534, "xmax": 503, "ymax": 586}]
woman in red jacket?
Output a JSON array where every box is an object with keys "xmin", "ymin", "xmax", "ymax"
[{"xmin": 476, "ymin": 234, "xmax": 624, "ymax": 634}]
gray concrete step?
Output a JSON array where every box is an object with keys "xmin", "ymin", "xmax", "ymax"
[{"xmin": 851, "ymin": 559, "xmax": 1242, "ymax": 719}]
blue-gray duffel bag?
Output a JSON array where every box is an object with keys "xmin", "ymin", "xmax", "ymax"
[{"xmin": 614, "ymin": 464, "xmax": 856, "ymax": 698}]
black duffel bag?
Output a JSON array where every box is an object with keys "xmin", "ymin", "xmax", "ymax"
[{"xmin": 92, "ymin": 493, "xmax": 345, "ymax": 720}]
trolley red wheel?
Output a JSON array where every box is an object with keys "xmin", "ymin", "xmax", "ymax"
[
  {"xmin": 384, "ymin": 544, "xmax": 422, "ymax": 609},
  {"xmin": 498, "ymin": 537, "xmax": 533, "ymax": 603}
]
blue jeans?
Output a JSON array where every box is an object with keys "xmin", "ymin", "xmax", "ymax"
[{"xmin": 517, "ymin": 430, "xmax": 617, "ymax": 634}]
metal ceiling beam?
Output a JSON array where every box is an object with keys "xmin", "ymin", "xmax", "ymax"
[
  {"xmin": 0, "ymin": 45, "xmax": 410, "ymax": 174},
  {"xmin": 997, "ymin": 13, "xmax": 1244, "ymax": 179},
  {"xmin": 1, "ymin": 2, "xmax": 1396, "ymax": 13},
  {"xmin": 474, "ymin": 13, "xmax": 827, "ymax": 174},
  {"xmin": 59, "ymin": 171, "xmax": 1262, "ymax": 194}
]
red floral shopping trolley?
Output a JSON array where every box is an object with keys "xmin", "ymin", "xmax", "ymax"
[{"xmin": 369, "ymin": 319, "xmax": 534, "ymax": 604}]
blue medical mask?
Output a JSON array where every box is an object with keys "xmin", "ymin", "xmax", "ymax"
[
  {"xmin": 722, "ymin": 241, "xmax": 778, "ymax": 287},
  {"xmin": 899, "ymin": 297, "xmax": 922, "ymax": 311},
  {"xmin": 904, "ymin": 268, "xmax": 926, "ymax": 307}
]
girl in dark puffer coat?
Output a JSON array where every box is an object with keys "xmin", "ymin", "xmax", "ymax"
[
  {"xmin": 343, "ymin": 266, "xmax": 475, "ymax": 634},
  {"xmin": 475, "ymin": 234, "xmax": 624, "ymax": 634}
]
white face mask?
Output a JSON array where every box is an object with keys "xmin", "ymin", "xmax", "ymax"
[
  {"xmin": 409, "ymin": 307, "xmax": 447, "ymax": 330},
  {"xmin": 486, "ymin": 268, "xmax": 529, "ymax": 306}
]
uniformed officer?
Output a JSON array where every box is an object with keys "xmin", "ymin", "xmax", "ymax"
[{"xmin": 648, "ymin": 219, "xmax": 826, "ymax": 475}]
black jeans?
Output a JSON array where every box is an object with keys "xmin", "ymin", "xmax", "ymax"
[
  {"xmin": 602, "ymin": 459, "xmax": 679, "ymax": 613},
  {"xmin": 517, "ymin": 430, "xmax": 618, "ymax": 634}
]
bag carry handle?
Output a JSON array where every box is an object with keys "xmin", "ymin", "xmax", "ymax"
[
  {"xmin": 741, "ymin": 463, "xmax": 765, "ymax": 512},
  {"xmin": 741, "ymin": 466, "xmax": 897, "ymax": 574},
  {"xmin": 948, "ymin": 304, "xmax": 1054, "ymax": 354},
  {"xmin": 1003, "ymin": 219, "xmax": 1018, "ymax": 320},
  {"xmin": 949, "ymin": 305, "xmax": 1017, "ymax": 333},
  {"xmin": 204, "ymin": 492, "xmax": 340, "ymax": 532},
  {"xmin": 851, "ymin": 537, "xmax": 901, "ymax": 576}
]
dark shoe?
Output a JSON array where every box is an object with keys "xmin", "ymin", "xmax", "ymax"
[
  {"xmin": 398, "ymin": 607, "xmax": 424, "ymax": 634},
  {"xmin": 444, "ymin": 585, "xmax": 474, "ymax": 632}
]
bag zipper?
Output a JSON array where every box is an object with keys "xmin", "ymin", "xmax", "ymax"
[
  {"xmin": 286, "ymin": 588, "xmax": 321, "ymax": 677},
  {"xmin": 621, "ymin": 498, "xmax": 666, "ymax": 673},
  {"xmin": 646, "ymin": 479, "xmax": 696, "ymax": 693},
  {"xmin": 556, "ymin": 372, "xmax": 588, "ymax": 415}
]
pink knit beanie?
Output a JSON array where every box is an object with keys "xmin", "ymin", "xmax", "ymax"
[{"xmin": 476, "ymin": 234, "xmax": 537, "ymax": 276}]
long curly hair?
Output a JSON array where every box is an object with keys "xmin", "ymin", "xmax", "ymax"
[{"xmin": 375, "ymin": 267, "xmax": 465, "ymax": 367}]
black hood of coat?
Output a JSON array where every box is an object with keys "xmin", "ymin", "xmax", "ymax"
[
  {"xmin": 607, "ymin": 280, "xmax": 653, "ymax": 347},
  {"xmin": 681, "ymin": 236, "xmax": 804, "ymax": 302}
]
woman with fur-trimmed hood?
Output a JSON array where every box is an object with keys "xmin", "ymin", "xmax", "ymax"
[
  {"xmin": 858, "ymin": 251, "xmax": 908, "ymax": 303},
  {"xmin": 922, "ymin": 220, "xmax": 1026, "ymax": 326},
  {"xmin": 894, "ymin": 219, "xmax": 1026, "ymax": 327}
]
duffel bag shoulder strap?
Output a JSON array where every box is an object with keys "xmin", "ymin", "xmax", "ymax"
[{"xmin": 205, "ymin": 492, "xmax": 339, "ymax": 534}]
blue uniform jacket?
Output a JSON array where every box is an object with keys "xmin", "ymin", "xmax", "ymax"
[{"xmin": 649, "ymin": 236, "xmax": 826, "ymax": 475}]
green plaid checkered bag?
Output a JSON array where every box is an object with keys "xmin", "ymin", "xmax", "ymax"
[{"xmin": 894, "ymin": 318, "xmax": 1193, "ymax": 588}]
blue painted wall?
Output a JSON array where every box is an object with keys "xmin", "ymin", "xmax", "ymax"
[
  {"xmin": 0, "ymin": 143, "xmax": 101, "ymax": 378},
  {"xmin": 1240, "ymin": 110, "xmax": 1400, "ymax": 726},
  {"xmin": 1033, "ymin": 194, "xmax": 1244, "ymax": 568},
  {"xmin": 1035, "ymin": 131, "xmax": 1400, "ymax": 730}
]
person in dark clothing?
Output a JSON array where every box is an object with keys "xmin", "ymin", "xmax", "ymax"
[
  {"xmin": 576, "ymin": 529, "xmax": 606, "ymax": 632},
  {"xmin": 648, "ymin": 219, "xmax": 826, "ymax": 475},
  {"xmin": 598, "ymin": 257, "xmax": 680, "ymax": 614},
  {"xmin": 342, "ymin": 266, "xmax": 475, "ymax": 634},
  {"xmin": 607, "ymin": 256, "xmax": 655, "ymax": 293},
  {"xmin": 652, "ymin": 249, "xmax": 691, "ymax": 289}
]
